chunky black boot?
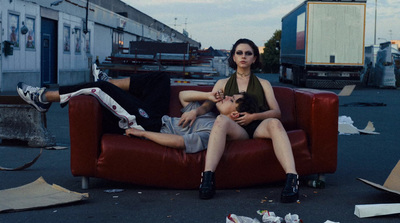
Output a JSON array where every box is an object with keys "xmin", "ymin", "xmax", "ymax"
[
  {"xmin": 199, "ymin": 171, "xmax": 216, "ymax": 199},
  {"xmin": 281, "ymin": 173, "xmax": 299, "ymax": 203}
]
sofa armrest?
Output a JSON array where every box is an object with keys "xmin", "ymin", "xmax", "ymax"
[
  {"xmin": 69, "ymin": 95, "xmax": 103, "ymax": 177},
  {"xmin": 294, "ymin": 89, "xmax": 338, "ymax": 173}
]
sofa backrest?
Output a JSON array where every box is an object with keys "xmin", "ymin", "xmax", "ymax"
[
  {"xmin": 168, "ymin": 85, "xmax": 210, "ymax": 117},
  {"xmin": 272, "ymin": 86, "xmax": 297, "ymax": 131},
  {"xmin": 168, "ymin": 85, "xmax": 297, "ymax": 130}
]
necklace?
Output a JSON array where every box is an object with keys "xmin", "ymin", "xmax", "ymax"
[{"xmin": 237, "ymin": 71, "xmax": 250, "ymax": 78}]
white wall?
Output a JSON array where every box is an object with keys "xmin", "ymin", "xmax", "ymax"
[
  {"xmin": 58, "ymin": 12, "xmax": 94, "ymax": 71},
  {"xmin": 1, "ymin": 0, "xmax": 41, "ymax": 73},
  {"xmin": 0, "ymin": 0, "xmax": 41, "ymax": 90},
  {"xmin": 93, "ymin": 24, "xmax": 112, "ymax": 63},
  {"xmin": 0, "ymin": 12, "xmax": 3, "ymax": 91}
]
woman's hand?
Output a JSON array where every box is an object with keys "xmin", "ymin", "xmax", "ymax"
[
  {"xmin": 207, "ymin": 89, "xmax": 224, "ymax": 103},
  {"xmin": 125, "ymin": 128, "xmax": 145, "ymax": 138},
  {"xmin": 234, "ymin": 112, "xmax": 254, "ymax": 126},
  {"xmin": 179, "ymin": 109, "xmax": 197, "ymax": 128}
]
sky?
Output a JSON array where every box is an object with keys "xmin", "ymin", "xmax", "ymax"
[{"xmin": 124, "ymin": 0, "xmax": 399, "ymax": 50}]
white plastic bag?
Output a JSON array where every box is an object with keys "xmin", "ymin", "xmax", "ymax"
[
  {"xmin": 284, "ymin": 213, "xmax": 301, "ymax": 223},
  {"xmin": 226, "ymin": 214, "xmax": 260, "ymax": 223}
]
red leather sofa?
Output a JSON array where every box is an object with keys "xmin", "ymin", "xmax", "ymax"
[{"xmin": 68, "ymin": 85, "xmax": 338, "ymax": 189}]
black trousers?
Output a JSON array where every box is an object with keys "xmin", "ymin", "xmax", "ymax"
[{"xmin": 59, "ymin": 72, "xmax": 170, "ymax": 133}]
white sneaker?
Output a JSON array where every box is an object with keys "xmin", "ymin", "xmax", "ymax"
[
  {"xmin": 17, "ymin": 82, "xmax": 51, "ymax": 112},
  {"xmin": 92, "ymin": 63, "xmax": 110, "ymax": 82}
]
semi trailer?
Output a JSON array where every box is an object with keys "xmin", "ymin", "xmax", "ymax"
[{"xmin": 279, "ymin": 0, "xmax": 366, "ymax": 88}]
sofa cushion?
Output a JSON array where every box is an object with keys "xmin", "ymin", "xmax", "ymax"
[{"xmin": 94, "ymin": 129, "xmax": 309, "ymax": 189}]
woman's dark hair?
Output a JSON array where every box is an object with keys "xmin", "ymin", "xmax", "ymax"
[
  {"xmin": 228, "ymin": 38, "xmax": 261, "ymax": 70},
  {"xmin": 235, "ymin": 92, "xmax": 259, "ymax": 114}
]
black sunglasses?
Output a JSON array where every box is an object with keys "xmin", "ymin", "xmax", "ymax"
[{"xmin": 235, "ymin": 50, "xmax": 253, "ymax": 56}]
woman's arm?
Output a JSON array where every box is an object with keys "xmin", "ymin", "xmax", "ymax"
[
  {"xmin": 178, "ymin": 79, "xmax": 227, "ymax": 127},
  {"xmin": 179, "ymin": 90, "xmax": 218, "ymax": 107},
  {"xmin": 125, "ymin": 128, "xmax": 185, "ymax": 149}
]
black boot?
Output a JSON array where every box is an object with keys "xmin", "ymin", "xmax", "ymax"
[
  {"xmin": 281, "ymin": 173, "xmax": 299, "ymax": 203},
  {"xmin": 199, "ymin": 171, "xmax": 215, "ymax": 199}
]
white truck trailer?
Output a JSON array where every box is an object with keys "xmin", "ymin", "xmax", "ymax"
[{"xmin": 279, "ymin": 0, "xmax": 366, "ymax": 88}]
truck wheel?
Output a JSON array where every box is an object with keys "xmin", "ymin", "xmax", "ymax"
[
  {"xmin": 294, "ymin": 67, "xmax": 306, "ymax": 87},
  {"xmin": 299, "ymin": 71, "xmax": 306, "ymax": 87},
  {"xmin": 293, "ymin": 67, "xmax": 300, "ymax": 86},
  {"xmin": 280, "ymin": 66, "xmax": 286, "ymax": 83}
]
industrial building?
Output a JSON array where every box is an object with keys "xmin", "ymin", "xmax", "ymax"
[{"xmin": 0, "ymin": 0, "xmax": 201, "ymax": 92}]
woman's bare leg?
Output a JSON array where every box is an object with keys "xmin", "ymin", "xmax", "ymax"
[
  {"xmin": 253, "ymin": 118, "xmax": 297, "ymax": 174},
  {"xmin": 200, "ymin": 114, "xmax": 248, "ymax": 199},
  {"xmin": 253, "ymin": 118, "xmax": 299, "ymax": 203},
  {"xmin": 204, "ymin": 115, "xmax": 248, "ymax": 172}
]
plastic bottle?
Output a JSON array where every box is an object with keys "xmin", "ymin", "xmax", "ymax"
[{"xmin": 307, "ymin": 179, "xmax": 325, "ymax": 189}]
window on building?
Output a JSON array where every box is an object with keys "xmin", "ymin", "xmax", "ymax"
[
  {"xmin": 85, "ymin": 31, "xmax": 91, "ymax": 54},
  {"xmin": 112, "ymin": 30, "xmax": 124, "ymax": 55},
  {"xmin": 63, "ymin": 25, "xmax": 70, "ymax": 52},
  {"xmin": 75, "ymin": 27, "xmax": 81, "ymax": 54}
]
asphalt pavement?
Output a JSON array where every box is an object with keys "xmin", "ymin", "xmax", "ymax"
[{"xmin": 1, "ymin": 74, "xmax": 399, "ymax": 223}]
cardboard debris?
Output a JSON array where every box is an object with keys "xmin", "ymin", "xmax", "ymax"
[
  {"xmin": 355, "ymin": 160, "xmax": 400, "ymax": 218},
  {"xmin": 0, "ymin": 177, "xmax": 88, "ymax": 213},
  {"xmin": 338, "ymin": 116, "xmax": 379, "ymax": 135},
  {"xmin": 358, "ymin": 121, "xmax": 379, "ymax": 134},
  {"xmin": 338, "ymin": 84, "xmax": 356, "ymax": 96},
  {"xmin": 0, "ymin": 149, "xmax": 42, "ymax": 171},
  {"xmin": 355, "ymin": 203, "xmax": 400, "ymax": 218},
  {"xmin": 357, "ymin": 160, "xmax": 400, "ymax": 195},
  {"xmin": 338, "ymin": 121, "xmax": 379, "ymax": 135},
  {"xmin": 45, "ymin": 146, "xmax": 68, "ymax": 150}
]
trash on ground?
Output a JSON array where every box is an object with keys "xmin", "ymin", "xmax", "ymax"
[
  {"xmin": 226, "ymin": 211, "xmax": 302, "ymax": 223},
  {"xmin": 357, "ymin": 160, "xmax": 400, "ymax": 196},
  {"xmin": 355, "ymin": 160, "xmax": 400, "ymax": 218},
  {"xmin": 0, "ymin": 148, "xmax": 42, "ymax": 171},
  {"xmin": 338, "ymin": 116, "xmax": 379, "ymax": 135},
  {"xmin": 261, "ymin": 211, "xmax": 282, "ymax": 223},
  {"xmin": 226, "ymin": 213, "xmax": 260, "ymax": 223},
  {"xmin": 104, "ymin": 189, "xmax": 124, "ymax": 193},
  {"xmin": 0, "ymin": 176, "xmax": 88, "ymax": 213},
  {"xmin": 45, "ymin": 146, "xmax": 68, "ymax": 150},
  {"xmin": 354, "ymin": 203, "xmax": 400, "ymax": 218},
  {"xmin": 338, "ymin": 85, "xmax": 356, "ymax": 96}
]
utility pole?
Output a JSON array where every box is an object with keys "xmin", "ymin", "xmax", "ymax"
[
  {"xmin": 84, "ymin": 0, "xmax": 89, "ymax": 34},
  {"xmin": 374, "ymin": 0, "xmax": 377, "ymax": 45}
]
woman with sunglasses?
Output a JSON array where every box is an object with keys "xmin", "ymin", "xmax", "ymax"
[{"xmin": 179, "ymin": 38, "xmax": 299, "ymax": 203}]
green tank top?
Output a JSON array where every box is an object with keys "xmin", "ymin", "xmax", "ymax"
[{"xmin": 224, "ymin": 72, "xmax": 269, "ymax": 112}]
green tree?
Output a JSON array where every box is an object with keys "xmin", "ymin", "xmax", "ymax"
[{"xmin": 261, "ymin": 30, "xmax": 281, "ymax": 73}]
